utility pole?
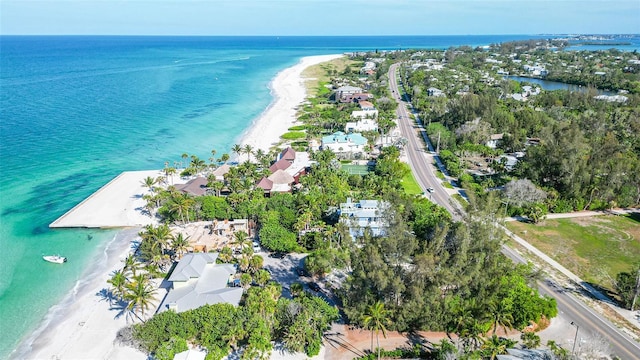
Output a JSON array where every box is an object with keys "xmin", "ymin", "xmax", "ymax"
[
  {"xmin": 436, "ymin": 131, "xmax": 441, "ymax": 154},
  {"xmin": 632, "ymin": 268, "xmax": 640, "ymax": 311},
  {"xmin": 571, "ymin": 321, "xmax": 580, "ymax": 358}
]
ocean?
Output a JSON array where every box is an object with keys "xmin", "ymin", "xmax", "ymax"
[{"xmin": 0, "ymin": 34, "xmax": 632, "ymax": 357}]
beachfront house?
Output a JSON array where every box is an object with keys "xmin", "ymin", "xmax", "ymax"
[
  {"xmin": 256, "ymin": 147, "xmax": 312, "ymax": 196},
  {"xmin": 321, "ymin": 131, "xmax": 367, "ymax": 158},
  {"xmin": 158, "ymin": 253, "xmax": 243, "ymax": 313},
  {"xmin": 175, "ymin": 177, "xmax": 209, "ymax": 196},
  {"xmin": 212, "ymin": 164, "xmax": 230, "ymax": 182},
  {"xmin": 345, "ymin": 118, "xmax": 378, "ymax": 133},
  {"xmin": 339, "ymin": 198, "xmax": 387, "ymax": 240},
  {"xmin": 340, "ymin": 92, "xmax": 373, "ymax": 103},
  {"xmin": 334, "ymin": 85, "xmax": 364, "ymax": 102}
]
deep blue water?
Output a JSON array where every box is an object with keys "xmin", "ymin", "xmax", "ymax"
[{"xmin": 0, "ymin": 34, "xmax": 607, "ymax": 357}]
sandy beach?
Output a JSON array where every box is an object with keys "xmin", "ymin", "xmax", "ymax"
[
  {"xmin": 15, "ymin": 54, "xmax": 343, "ymax": 360},
  {"xmin": 239, "ymin": 54, "xmax": 344, "ymax": 152}
]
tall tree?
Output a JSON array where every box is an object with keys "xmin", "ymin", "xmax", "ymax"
[
  {"xmin": 125, "ymin": 274, "xmax": 157, "ymax": 321},
  {"xmin": 362, "ymin": 301, "xmax": 390, "ymax": 359}
]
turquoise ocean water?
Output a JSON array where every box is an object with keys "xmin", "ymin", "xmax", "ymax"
[{"xmin": 1, "ymin": 35, "xmax": 636, "ymax": 357}]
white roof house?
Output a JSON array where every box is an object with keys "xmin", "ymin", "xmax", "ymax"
[
  {"xmin": 339, "ymin": 198, "xmax": 387, "ymax": 239},
  {"xmin": 158, "ymin": 253, "xmax": 243, "ymax": 313},
  {"xmin": 427, "ymin": 87, "xmax": 445, "ymax": 97},
  {"xmin": 351, "ymin": 109, "xmax": 379, "ymax": 120},
  {"xmin": 345, "ymin": 118, "xmax": 378, "ymax": 133},
  {"xmin": 321, "ymin": 132, "xmax": 367, "ymax": 155}
]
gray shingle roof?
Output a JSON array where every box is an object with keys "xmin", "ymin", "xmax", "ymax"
[{"xmin": 168, "ymin": 253, "xmax": 218, "ymax": 282}]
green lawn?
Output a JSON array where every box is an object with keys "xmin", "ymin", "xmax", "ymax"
[
  {"xmin": 401, "ymin": 170, "xmax": 422, "ymax": 195},
  {"xmin": 505, "ymin": 214, "xmax": 640, "ymax": 292}
]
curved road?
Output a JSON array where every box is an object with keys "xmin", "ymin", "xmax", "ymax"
[{"xmin": 387, "ymin": 63, "xmax": 640, "ymax": 359}]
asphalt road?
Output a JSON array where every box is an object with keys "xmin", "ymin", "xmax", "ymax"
[
  {"xmin": 387, "ymin": 64, "xmax": 463, "ymax": 220},
  {"xmin": 387, "ymin": 63, "xmax": 640, "ymax": 359}
]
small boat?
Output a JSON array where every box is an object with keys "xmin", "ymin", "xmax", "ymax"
[{"xmin": 43, "ymin": 255, "xmax": 67, "ymax": 264}]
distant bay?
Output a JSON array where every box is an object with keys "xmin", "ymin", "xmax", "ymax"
[{"xmin": 0, "ymin": 34, "xmax": 629, "ymax": 357}]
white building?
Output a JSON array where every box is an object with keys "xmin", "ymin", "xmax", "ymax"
[
  {"xmin": 339, "ymin": 198, "xmax": 387, "ymax": 239},
  {"xmin": 321, "ymin": 131, "xmax": 367, "ymax": 155},
  {"xmin": 350, "ymin": 109, "xmax": 379, "ymax": 121},
  {"xmin": 345, "ymin": 118, "xmax": 378, "ymax": 133}
]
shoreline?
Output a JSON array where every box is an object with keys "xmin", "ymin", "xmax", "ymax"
[
  {"xmin": 12, "ymin": 228, "xmax": 146, "ymax": 360},
  {"xmin": 238, "ymin": 54, "xmax": 343, "ymax": 153},
  {"xmin": 14, "ymin": 53, "xmax": 344, "ymax": 359}
]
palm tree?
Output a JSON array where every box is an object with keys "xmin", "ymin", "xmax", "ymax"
[
  {"xmin": 231, "ymin": 144, "xmax": 243, "ymax": 162},
  {"xmin": 239, "ymin": 256, "xmax": 250, "ymax": 273},
  {"xmin": 107, "ymin": 269, "xmax": 128, "ymax": 302},
  {"xmin": 254, "ymin": 149, "xmax": 267, "ymax": 168},
  {"xmin": 169, "ymin": 195, "xmax": 194, "ymax": 224},
  {"xmin": 164, "ymin": 167, "xmax": 177, "ymax": 185},
  {"xmin": 240, "ymin": 273, "xmax": 252, "ymax": 289},
  {"xmin": 481, "ymin": 335, "xmax": 514, "ymax": 360},
  {"xmin": 243, "ymin": 144, "xmax": 254, "ymax": 162},
  {"xmin": 220, "ymin": 153, "xmax": 230, "ymax": 164},
  {"xmin": 124, "ymin": 274, "xmax": 157, "ymax": 321},
  {"xmin": 209, "ymin": 149, "xmax": 217, "ymax": 167},
  {"xmin": 488, "ymin": 301, "xmax": 513, "ymax": 336},
  {"xmin": 141, "ymin": 176, "xmax": 157, "ymax": 193},
  {"xmin": 211, "ymin": 180, "xmax": 224, "ymax": 197},
  {"xmin": 254, "ymin": 269, "xmax": 271, "ymax": 286},
  {"xmin": 248, "ymin": 254, "xmax": 264, "ymax": 273},
  {"xmin": 171, "ymin": 233, "xmax": 190, "ymax": 260},
  {"xmin": 122, "ymin": 254, "xmax": 140, "ymax": 277},
  {"xmin": 181, "ymin": 153, "xmax": 189, "ymax": 169},
  {"xmin": 232, "ymin": 230, "xmax": 251, "ymax": 251},
  {"xmin": 219, "ymin": 246, "xmax": 233, "ymax": 263},
  {"xmin": 362, "ymin": 301, "xmax": 390, "ymax": 359},
  {"xmin": 151, "ymin": 224, "xmax": 173, "ymax": 254}
]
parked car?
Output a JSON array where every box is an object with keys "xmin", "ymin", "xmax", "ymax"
[
  {"xmin": 269, "ymin": 252, "xmax": 286, "ymax": 259},
  {"xmin": 308, "ymin": 282, "xmax": 321, "ymax": 292},
  {"xmin": 252, "ymin": 241, "xmax": 261, "ymax": 253}
]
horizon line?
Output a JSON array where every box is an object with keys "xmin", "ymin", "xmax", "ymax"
[{"xmin": 2, "ymin": 33, "xmax": 639, "ymax": 37}]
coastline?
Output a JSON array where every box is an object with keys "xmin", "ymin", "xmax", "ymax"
[
  {"xmin": 13, "ymin": 53, "xmax": 343, "ymax": 360},
  {"xmin": 238, "ymin": 54, "xmax": 343, "ymax": 152},
  {"xmin": 12, "ymin": 228, "xmax": 147, "ymax": 360}
]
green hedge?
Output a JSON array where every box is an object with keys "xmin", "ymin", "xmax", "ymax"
[{"xmin": 281, "ymin": 131, "xmax": 306, "ymax": 140}]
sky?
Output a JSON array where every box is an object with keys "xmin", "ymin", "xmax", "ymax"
[{"xmin": 1, "ymin": 0, "xmax": 638, "ymax": 36}]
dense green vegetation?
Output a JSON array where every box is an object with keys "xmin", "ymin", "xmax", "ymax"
[
  {"xmin": 122, "ymin": 49, "xmax": 583, "ymax": 359},
  {"xmin": 400, "ymin": 44, "xmax": 640, "ymax": 216},
  {"xmin": 127, "ymin": 285, "xmax": 338, "ymax": 360}
]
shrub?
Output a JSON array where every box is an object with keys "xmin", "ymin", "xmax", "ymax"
[
  {"xmin": 281, "ymin": 131, "xmax": 306, "ymax": 140},
  {"xmin": 288, "ymin": 125, "xmax": 307, "ymax": 131}
]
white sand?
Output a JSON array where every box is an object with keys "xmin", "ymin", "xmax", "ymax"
[
  {"xmin": 20, "ymin": 54, "xmax": 343, "ymax": 360},
  {"xmin": 50, "ymin": 170, "xmax": 163, "ymax": 228},
  {"xmin": 239, "ymin": 54, "xmax": 344, "ymax": 153}
]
